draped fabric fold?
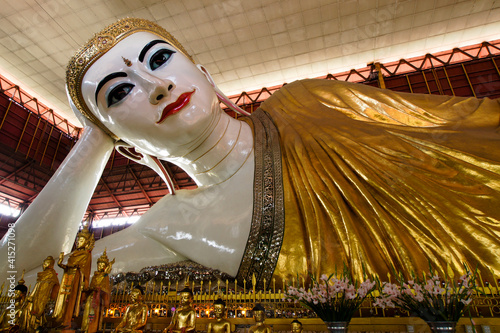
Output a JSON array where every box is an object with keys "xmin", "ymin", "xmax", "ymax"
[{"xmin": 256, "ymin": 79, "xmax": 500, "ymax": 282}]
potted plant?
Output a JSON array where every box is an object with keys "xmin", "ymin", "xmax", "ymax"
[
  {"xmin": 373, "ymin": 265, "xmax": 478, "ymax": 333},
  {"xmin": 285, "ymin": 268, "xmax": 376, "ymax": 333}
]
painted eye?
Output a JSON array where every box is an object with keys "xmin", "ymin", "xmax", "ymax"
[
  {"xmin": 149, "ymin": 49, "xmax": 175, "ymax": 70},
  {"xmin": 107, "ymin": 83, "xmax": 134, "ymax": 107}
]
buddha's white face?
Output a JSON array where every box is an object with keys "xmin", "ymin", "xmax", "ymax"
[{"xmin": 82, "ymin": 32, "xmax": 219, "ymax": 158}]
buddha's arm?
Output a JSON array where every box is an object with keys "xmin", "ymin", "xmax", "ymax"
[
  {"xmin": 0, "ymin": 124, "xmax": 114, "ymax": 281},
  {"xmin": 134, "ymin": 305, "xmax": 148, "ymax": 330},
  {"xmin": 185, "ymin": 311, "xmax": 196, "ymax": 331},
  {"xmin": 57, "ymin": 252, "xmax": 68, "ymax": 270},
  {"xmin": 114, "ymin": 308, "xmax": 130, "ymax": 332},
  {"xmin": 164, "ymin": 312, "xmax": 178, "ymax": 332},
  {"xmin": 298, "ymin": 80, "xmax": 500, "ymax": 128}
]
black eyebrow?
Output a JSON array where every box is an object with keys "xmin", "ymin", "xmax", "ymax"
[
  {"xmin": 95, "ymin": 72, "xmax": 128, "ymax": 103},
  {"xmin": 138, "ymin": 40, "xmax": 171, "ymax": 62}
]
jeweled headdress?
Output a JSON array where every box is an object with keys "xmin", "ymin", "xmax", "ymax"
[
  {"xmin": 66, "ymin": 18, "xmax": 193, "ymax": 140},
  {"xmin": 77, "ymin": 223, "xmax": 93, "ymax": 240},
  {"xmin": 97, "ymin": 248, "xmax": 110, "ymax": 264}
]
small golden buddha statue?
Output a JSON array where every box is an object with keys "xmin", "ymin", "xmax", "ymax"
[
  {"xmin": 290, "ymin": 319, "xmax": 303, "ymax": 333},
  {"xmin": 207, "ymin": 298, "xmax": 231, "ymax": 333},
  {"xmin": 249, "ymin": 304, "xmax": 272, "ymax": 333},
  {"xmin": 53, "ymin": 225, "xmax": 94, "ymax": 328},
  {"xmin": 23, "ymin": 256, "xmax": 60, "ymax": 331},
  {"xmin": 114, "ymin": 285, "xmax": 148, "ymax": 333},
  {"xmin": 163, "ymin": 287, "xmax": 196, "ymax": 333},
  {"xmin": 0, "ymin": 274, "xmax": 28, "ymax": 333},
  {"xmin": 82, "ymin": 249, "xmax": 115, "ymax": 333}
]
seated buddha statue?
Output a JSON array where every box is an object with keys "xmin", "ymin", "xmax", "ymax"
[
  {"xmin": 290, "ymin": 319, "xmax": 303, "ymax": 333},
  {"xmin": 114, "ymin": 285, "xmax": 148, "ymax": 333},
  {"xmin": 163, "ymin": 287, "xmax": 196, "ymax": 333},
  {"xmin": 249, "ymin": 304, "xmax": 272, "ymax": 333},
  {"xmin": 207, "ymin": 298, "xmax": 231, "ymax": 333}
]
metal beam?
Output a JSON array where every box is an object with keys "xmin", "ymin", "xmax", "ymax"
[
  {"xmin": 0, "ymin": 161, "xmax": 32, "ymax": 186},
  {"xmin": 126, "ymin": 165, "xmax": 154, "ymax": 205},
  {"xmin": 99, "ymin": 178, "xmax": 126, "ymax": 214}
]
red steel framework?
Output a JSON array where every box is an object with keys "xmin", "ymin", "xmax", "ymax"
[
  {"xmin": 1, "ymin": 40, "xmax": 500, "ymax": 239},
  {"xmin": 226, "ymin": 40, "xmax": 500, "ymax": 113}
]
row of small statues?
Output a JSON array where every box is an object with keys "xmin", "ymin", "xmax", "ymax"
[
  {"xmin": 0, "ymin": 225, "xmax": 303, "ymax": 333},
  {"xmin": 0, "ymin": 225, "xmax": 113, "ymax": 333},
  {"xmin": 116, "ymin": 285, "xmax": 290, "ymax": 333}
]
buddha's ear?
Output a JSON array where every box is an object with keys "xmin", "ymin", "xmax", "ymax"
[
  {"xmin": 115, "ymin": 141, "xmax": 176, "ymax": 195},
  {"xmin": 196, "ymin": 64, "xmax": 250, "ymax": 116}
]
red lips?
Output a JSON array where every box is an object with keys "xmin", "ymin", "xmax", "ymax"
[{"xmin": 156, "ymin": 89, "xmax": 195, "ymax": 124}]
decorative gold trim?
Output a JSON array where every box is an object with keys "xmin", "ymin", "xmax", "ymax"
[
  {"xmin": 66, "ymin": 18, "xmax": 194, "ymax": 140},
  {"xmin": 236, "ymin": 109, "xmax": 284, "ymax": 288}
]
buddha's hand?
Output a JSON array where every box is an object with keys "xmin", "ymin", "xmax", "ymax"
[{"xmin": 58, "ymin": 252, "xmax": 64, "ymax": 262}]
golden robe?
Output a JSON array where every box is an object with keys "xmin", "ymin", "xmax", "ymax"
[
  {"xmin": 53, "ymin": 249, "xmax": 91, "ymax": 327},
  {"xmin": 238, "ymin": 79, "xmax": 500, "ymax": 285},
  {"xmin": 23, "ymin": 268, "xmax": 59, "ymax": 331},
  {"xmin": 81, "ymin": 271, "xmax": 111, "ymax": 333},
  {"xmin": 0, "ymin": 296, "xmax": 27, "ymax": 333}
]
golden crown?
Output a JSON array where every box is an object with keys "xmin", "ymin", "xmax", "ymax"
[
  {"xmin": 77, "ymin": 223, "xmax": 93, "ymax": 240},
  {"xmin": 97, "ymin": 248, "xmax": 110, "ymax": 264},
  {"xmin": 66, "ymin": 18, "xmax": 193, "ymax": 140}
]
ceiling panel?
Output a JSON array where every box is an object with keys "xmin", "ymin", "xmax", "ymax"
[{"xmin": 0, "ymin": 0, "xmax": 498, "ymax": 128}]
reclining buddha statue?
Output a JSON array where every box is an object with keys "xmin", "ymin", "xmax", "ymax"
[{"xmin": 1, "ymin": 18, "xmax": 499, "ymax": 287}]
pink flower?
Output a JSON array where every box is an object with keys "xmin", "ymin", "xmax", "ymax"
[{"xmin": 461, "ymin": 298, "xmax": 472, "ymax": 305}]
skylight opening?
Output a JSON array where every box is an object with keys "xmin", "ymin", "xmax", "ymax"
[
  {"xmin": 92, "ymin": 215, "xmax": 140, "ymax": 228},
  {"xmin": 0, "ymin": 203, "xmax": 20, "ymax": 218}
]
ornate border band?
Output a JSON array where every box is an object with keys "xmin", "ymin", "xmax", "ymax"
[{"xmin": 236, "ymin": 109, "xmax": 284, "ymax": 288}]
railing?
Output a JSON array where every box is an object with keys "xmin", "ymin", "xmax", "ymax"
[{"xmin": 98, "ymin": 276, "xmax": 500, "ymax": 320}]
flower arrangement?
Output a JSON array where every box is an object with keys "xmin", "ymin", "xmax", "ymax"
[
  {"xmin": 373, "ymin": 265, "xmax": 478, "ymax": 322},
  {"xmin": 284, "ymin": 270, "xmax": 376, "ymax": 322}
]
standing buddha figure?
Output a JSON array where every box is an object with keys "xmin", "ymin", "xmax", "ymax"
[
  {"xmin": 23, "ymin": 256, "xmax": 60, "ymax": 331},
  {"xmin": 81, "ymin": 249, "xmax": 115, "ymax": 333},
  {"xmin": 53, "ymin": 225, "xmax": 94, "ymax": 329}
]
